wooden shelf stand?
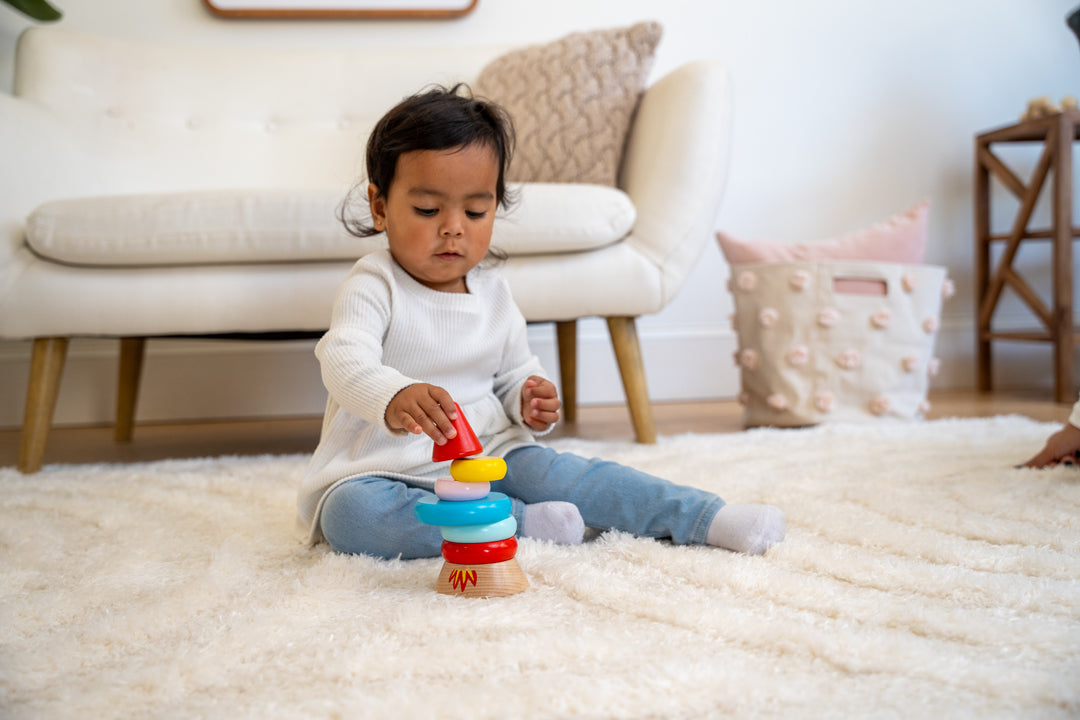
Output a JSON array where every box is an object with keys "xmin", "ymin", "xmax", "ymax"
[{"xmin": 974, "ymin": 109, "xmax": 1080, "ymax": 403}]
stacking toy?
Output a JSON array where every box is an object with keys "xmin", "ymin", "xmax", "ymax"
[
  {"xmin": 432, "ymin": 402, "xmax": 483, "ymax": 462},
  {"xmin": 414, "ymin": 404, "xmax": 528, "ymax": 598},
  {"xmin": 450, "ymin": 456, "xmax": 506, "ymax": 483},
  {"xmin": 441, "ymin": 537, "xmax": 518, "ymax": 565},
  {"xmin": 414, "ymin": 492, "xmax": 512, "ymax": 527},
  {"xmin": 433, "ymin": 476, "xmax": 490, "ymax": 501},
  {"xmin": 440, "ymin": 515, "xmax": 517, "ymax": 543}
]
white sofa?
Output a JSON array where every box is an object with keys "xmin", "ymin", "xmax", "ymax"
[{"xmin": 1, "ymin": 26, "xmax": 733, "ymax": 472}]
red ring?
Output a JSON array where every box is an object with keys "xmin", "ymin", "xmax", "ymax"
[{"xmin": 441, "ymin": 537, "xmax": 518, "ymax": 565}]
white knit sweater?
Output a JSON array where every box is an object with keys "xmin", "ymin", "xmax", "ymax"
[{"xmin": 297, "ymin": 250, "xmax": 547, "ymax": 542}]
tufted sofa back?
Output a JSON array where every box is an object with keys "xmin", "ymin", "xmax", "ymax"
[{"xmin": 14, "ymin": 27, "xmax": 506, "ymax": 194}]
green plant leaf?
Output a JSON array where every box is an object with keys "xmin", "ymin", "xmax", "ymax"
[{"xmin": 3, "ymin": 0, "xmax": 62, "ymax": 21}]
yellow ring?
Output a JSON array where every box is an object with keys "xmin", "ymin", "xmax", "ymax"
[{"xmin": 450, "ymin": 456, "xmax": 507, "ymax": 483}]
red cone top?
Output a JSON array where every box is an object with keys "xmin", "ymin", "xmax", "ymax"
[{"xmin": 432, "ymin": 402, "xmax": 483, "ymax": 462}]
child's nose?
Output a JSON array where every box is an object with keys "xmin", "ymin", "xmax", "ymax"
[{"xmin": 440, "ymin": 212, "xmax": 464, "ymax": 237}]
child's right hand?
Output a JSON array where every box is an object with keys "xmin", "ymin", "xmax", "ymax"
[
  {"xmin": 385, "ymin": 383, "xmax": 459, "ymax": 446},
  {"xmin": 1024, "ymin": 423, "xmax": 1080, "ymax": 468}
]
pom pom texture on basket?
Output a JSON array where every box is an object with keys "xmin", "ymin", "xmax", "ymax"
[{"xmin": 718, "ymin": 202, "xmax": 954, "ymax": 427}]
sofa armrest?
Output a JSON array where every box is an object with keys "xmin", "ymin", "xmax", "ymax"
[
  {"xmin": 0, "ymin": 93, "xmax": 90, "ymax": 269},
  {"xmin": 619, "ymin": 60, "xmax": 734, "ymax": 304}
]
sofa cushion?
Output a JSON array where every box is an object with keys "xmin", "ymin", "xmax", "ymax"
[
  {"xmin": 474, "ymin": 21, "xmax": 662, "ymax": 187},
  {"xmin": 25, "ymin": 184, "xmax": 635, "ymax": 267}
]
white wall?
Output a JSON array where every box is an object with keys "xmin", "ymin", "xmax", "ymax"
[{"xmin": 1, "ymin": 0, "xmax": 1077, "ymax": 427}]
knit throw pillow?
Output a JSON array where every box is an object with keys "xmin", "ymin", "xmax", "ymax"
[{"xmin": 474, "ymin": 21, "xmax": 662, "ymax": 186}]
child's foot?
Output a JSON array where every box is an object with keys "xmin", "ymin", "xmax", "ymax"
[
  {"xmin": 521, "ymin": 501, "xmax": 585, "ymax": 545},
  {"xmin": 706, "ymin": 504, "xmax": 785, "ymax": 555}
]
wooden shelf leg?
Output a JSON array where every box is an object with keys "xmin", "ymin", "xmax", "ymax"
[
  {"xmin": 1052, "ymin": 114, "xmax": 1075, "ymax": 404},
  {"xmin": 974, "ymin": 141, "xmax": 993, "ymax": 393},
  {"xmin": 115, "ymin": 337, "xmax": 146, "ymax": 442},
  {"xmin": 555, "ymin": 320, "xmax": 577, "ymax": 424},
  {"xmin": 606, "ymin": 316, "xmax": 656, "ymax": 444},
  {"xmin": 18, "ymin": 337, "xmax": 69, "ymax": 474}
]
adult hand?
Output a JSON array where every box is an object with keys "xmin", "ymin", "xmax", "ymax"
[{"xmin": 1024, "ymin": 423, "xmax": 1080, "ymax": 468}]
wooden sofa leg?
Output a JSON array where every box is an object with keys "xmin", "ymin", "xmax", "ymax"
[
  {"xmin": 606, "ymin": 317, "xmax": 657, "ymax": 444},
  {"xmin": 555, "ymin": 320, "xmax": 577, "ymax": 423},
  {"xmin": 115, "ymin": 337, "xmax": 146, "ymax": 442},
  {"xmin": 18, "ymin": 337, "xmax": 69, "ymax": 473}
]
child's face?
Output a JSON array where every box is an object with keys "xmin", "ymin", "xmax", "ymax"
[{"xmin": 369, "ymin": 143, "xmax": 499, "ymax": 293}]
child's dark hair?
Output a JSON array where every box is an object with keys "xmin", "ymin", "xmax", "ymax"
[{"xmin": 342, "ymin": 83, "xmax": 516, "ymax": 238}]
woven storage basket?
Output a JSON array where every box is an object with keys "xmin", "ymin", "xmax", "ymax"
[{"xmin": 729, "ymin": 260, "xmax": 948, "ymax": 427}]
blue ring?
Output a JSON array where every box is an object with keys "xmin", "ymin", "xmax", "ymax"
[
  {"xmin": 414, "ymin": 492, "xmax": 511, "ymax": 527},
  {"xmin": 440, "ymin": 515, "xmax": 517, "ymax": 543}
]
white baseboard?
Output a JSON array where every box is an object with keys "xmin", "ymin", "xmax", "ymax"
[
  {"xmin": 0, "ymin": 314, "xmax": 1071, "ymax": 429},
  {"xmin": 0, "ymin": 337, "xmax": 331, "ymax": 428},
  {"xmin": 0, "ymin": 323, "xmax": 742, "ymax": 428}
]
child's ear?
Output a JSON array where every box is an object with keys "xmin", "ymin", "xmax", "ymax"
[{"xmin": 367, "ymin": 183, "xmax": 386, "ymax": 231}]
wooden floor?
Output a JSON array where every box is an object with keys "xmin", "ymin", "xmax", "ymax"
[{"xmin": 0, "ymin": 389, "xmax": 1071, "ymax": 468}]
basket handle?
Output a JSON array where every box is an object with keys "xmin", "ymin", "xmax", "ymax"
[{"xmin": 832, "ymin": 275, "xmax": 888, "ymax": 296}]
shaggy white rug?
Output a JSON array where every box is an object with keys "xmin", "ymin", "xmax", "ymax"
[{"xmin": 2, "ymin": 416, "xmax": 1079, "ymax": 719}]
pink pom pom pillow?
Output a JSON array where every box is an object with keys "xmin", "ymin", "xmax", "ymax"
[{"xmin": 716, "ymin": 200, "xmax": 929, "ymax": 266}]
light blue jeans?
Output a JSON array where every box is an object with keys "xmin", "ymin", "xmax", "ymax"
[{"xmin": 319, "ymin": 445, "xmax": 725, "ymax": 559}]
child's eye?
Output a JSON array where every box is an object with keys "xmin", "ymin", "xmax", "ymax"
[
  {"xmin": 466, "ymin": 210, "xmax": 487, "ymax": 220},
  {"xmin": 413, "ymin": 207, "xmax": 437, "ymax": 217}
]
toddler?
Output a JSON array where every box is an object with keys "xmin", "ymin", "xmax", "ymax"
[{"xmin": 297, "ymin": 84, "xmax": 786, "ymax": 559}]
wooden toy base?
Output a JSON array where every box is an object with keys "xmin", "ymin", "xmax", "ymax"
[{"xmin": 435, "ymin": 558, "xmax": 528, "ymax": 598}]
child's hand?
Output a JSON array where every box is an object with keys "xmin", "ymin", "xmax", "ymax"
[
  {"xmin": 385, "ymin": 383, "xmax": 459, "ymax": 445},
  {"xmin": 1024, "ymin": 423, "xmax": 1080, "ymax": 468},
  {"xmin": 521, "ymin": 376, "xmax": 560, "ymax": 432}
]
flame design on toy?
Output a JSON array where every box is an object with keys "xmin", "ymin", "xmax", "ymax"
[{"xmin": 448, "ymin": 568, "xmax": 478, "ymax": 592}]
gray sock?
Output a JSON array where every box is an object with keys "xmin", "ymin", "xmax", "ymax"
[
  {"xmin": 706, "ymin": 504, "xmax": 786, "ymax": 555},
  {"xmin": 521, "ymin": 501, "xmax": 585, "ymax": 545}
]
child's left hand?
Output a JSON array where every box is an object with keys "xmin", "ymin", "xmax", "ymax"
[{"xmin": 521, "ymin": 376, "xmax": 560, "ymax": 432}]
